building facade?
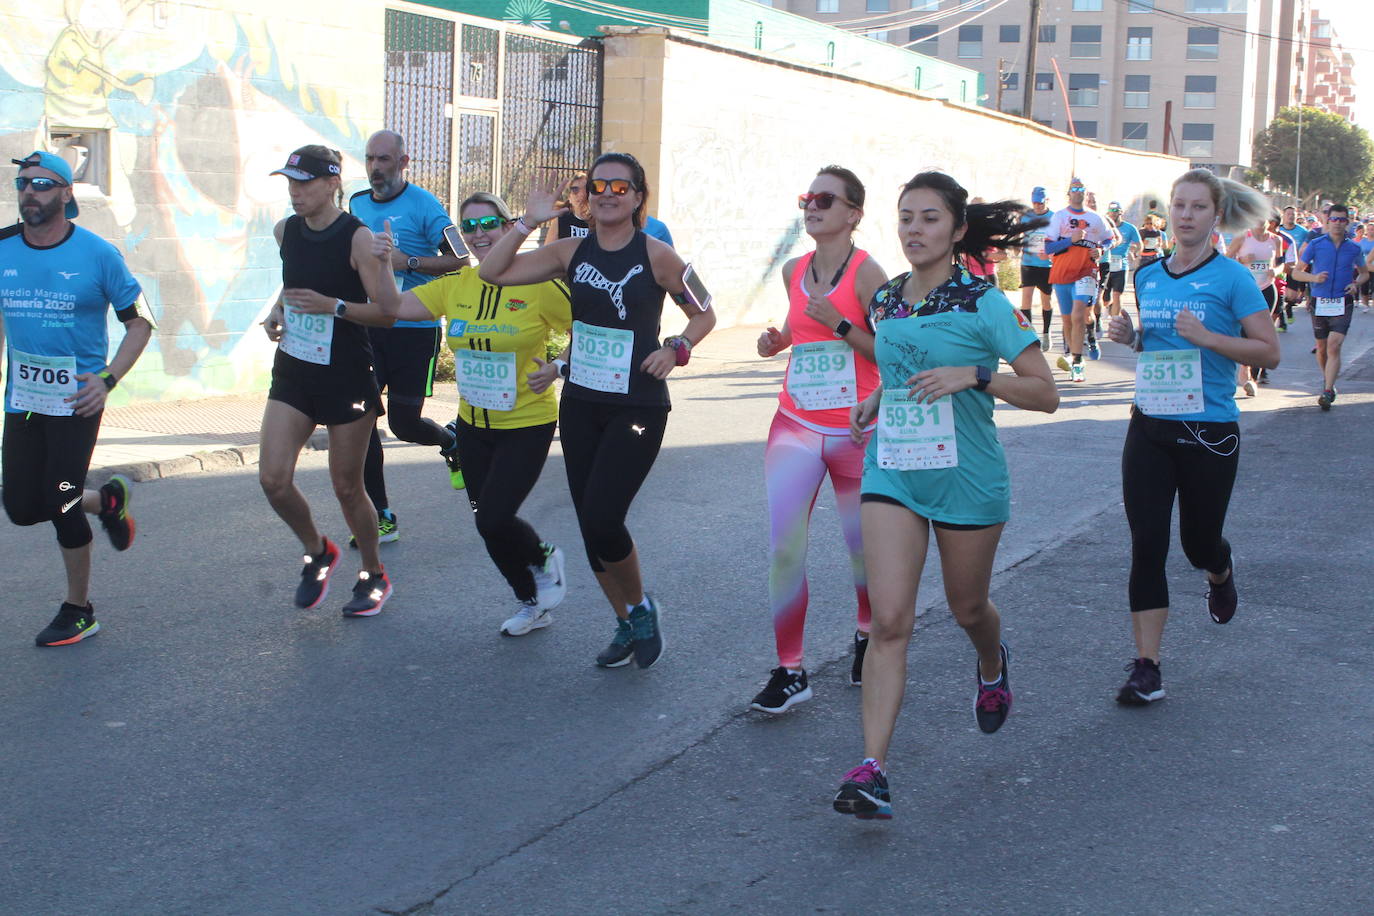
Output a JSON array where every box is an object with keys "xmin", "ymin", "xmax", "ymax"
[{"xmin": 1304, "ymin": 8, "xmax": 1357, "ymax": 121}]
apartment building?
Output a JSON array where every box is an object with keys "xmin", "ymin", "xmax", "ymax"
[
  {"xmin": 1304, "ymin": 9, "xmax": 1357, "ymax": 121},
  {"xmin": 774, "ymin": 0, "xmax": 1319, "ymax": 176}
]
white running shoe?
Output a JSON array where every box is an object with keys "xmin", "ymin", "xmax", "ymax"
[
  {"xmin": 500, "ymin": 599, "xmax": 551, "ymax": 637},
  {"xmin": 531, "ymin": 543, "xmax": 567, "ymax": 612},
  {"xmin": 1243, "ymin": 380, "xmax": 1257, "ymax": 398}
]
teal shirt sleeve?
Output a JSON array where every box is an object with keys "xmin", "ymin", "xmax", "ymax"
[{"xmin": 979, "ymin": 288, "xmax": 1042, "ymax": 363}]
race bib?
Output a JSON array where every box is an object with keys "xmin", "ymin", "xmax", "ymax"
[
  {"xmin": 1248, "ymin": 261, "xmax": 1271, "ymax": 283},
  {"xmin": 1109, "ymin": 254, "xmax": 1124, "ymax": 272},
  {"xmin": 280, "ymin": 309, "xmax": 333, "ymax": 365},
  {"xmin": 1074, "ymin": 274, "xmax": 1098, "ymax": 298},
  {"xmin": 876, "ymin": 391, "xmax": 958, "ymax": 470},
  {"xmin": 1025, "ymin": 231, "xmax": 1047, "ymax": 259},
  {"xmin": 570, "ymin": 320, "xmax": 634, "ymax": 394},
  {"xmin": 1314, "ymin": 297, "xmax": 1345, "ymax": 317},
  {"xmin": 455, "ymin": 350, "xmax": 517, "ymax": 411},
  {"xmin": 1143, "ymin": 237, "xmax": 1160, "ymax": 252},
  {"xmin": 7, "ymin": 349, "xmax": 76, "ymax": 416},
  {"xmin": 1135, "ymin": 349, "xmax": 1204, "ymax": 416},
  {"xmin": 787, "ymin": 340, "xmax": 858, "ymax": 411}
]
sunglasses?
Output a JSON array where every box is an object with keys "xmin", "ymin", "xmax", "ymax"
[
  {"xmin": 14, "ymin": 176, "xmax": 67, "ymax": 192},
  {"xmin": 460, "ymin": 215, "xmax": 507, "ymax": 233},
  {"xmin": 1327, "ymin": 216, "xmax": 1350, "ymax": 223},
  {"xmin": 1068, "ymin": 186, "xmax": 1086, "ymax": 192},
  {"xmin": 588, "ymin": 178, "xmax": 636, "ymax": 196},
  {"xmin": 797, "ymin": 191, "xmax": 853, "ymax": 211}
]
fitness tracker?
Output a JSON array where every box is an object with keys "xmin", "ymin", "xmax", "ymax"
[
  {"xmin": 974, "ymin": 365, "xmax": 992, "ymax": 391},
  {"xmin": 98, "ymin": 370, "xmax": 118, "ymax": 391},
  {"xmin": 834, "ymin": 319, "xmax": 853, "ymax": 338}
]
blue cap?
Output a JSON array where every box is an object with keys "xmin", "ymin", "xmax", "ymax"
[
  {"xmin": 13, "ymin": 151, "xmax": 78, "ymax": 218},
  {"xmin": 1030, "ymin": 187, "xmax": 1047, "ymax": 203}
]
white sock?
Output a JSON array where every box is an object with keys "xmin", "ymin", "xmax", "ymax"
[{"xmin": 786, "ymin": 668, "xmax": 803, "ymax": 676}]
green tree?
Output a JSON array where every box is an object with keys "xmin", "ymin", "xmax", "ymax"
[{"xmin": 1252, "ymin": 106, "xmax": 1374, "ymax": 204}]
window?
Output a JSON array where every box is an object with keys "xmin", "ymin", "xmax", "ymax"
[
  {"xmin": 1075, "ymin": 120, "xmax": 1099, "ymax": 139},
  {"xmin": 1039, "ymin": 25, "xmax": 1057, "ymax": 43},
  {"xmin": 867, "ymin": 30, "xmax": 891, "ymax": 42},
  {"xmin": 816, "ymin": 0, "xmax": 838, "ymax": 11},
  {"xmin": 1073, "ymin": 0, "xmax": 1103, "ymax": 9},
  {"xmin": 1314, "ymin": 23, "xmax": 1331, "ymax": 38},
  {"xmin": 1126, "ymin": 27, "xmax": 1152, "ymax": 60},
  {"xmin": 910, "ymin": 0, "xmax": 940, "ymax": 10},
  {"xmin": 1002, "ymin": 71, "xmax": 1020, "ymax": 91},
  {"xmin": 754, "ymin": 22, "xmax": 763, "ymax": 50},
  {"xmin": 909, "ymin": 24, "xmax": 937, "ymax": 52},
  {"xmin": 1187, "ymin": 27, "xmax": 1219, "ymax": 59},
  {"xmin": 866, "ymin": 0, "xmax": 890, "ymax": 11},
  {"xmin": 1000, "ymin": 25, "xmax": 1020, "ymax": 43},
  {"xmin": 1184, "ymin": 74, "xmax": 1217, "ymax": 108},
  {"xmin": 1122, "ymin": 121, "xmax": 1149, "ymax": 150},
  {"xmin": 1185, "ymin": 0, "xmax": 1246, "ymax": 11},
  {"xmin": 1123, "ymin": 74, "xmax": 1150, "ymax": 107},
  {"xmin": 914, "ymin": 66, "xmax": 922, "ymax": 88},
  {"xmin": 1035, "ymin": 118, "xmax": 1054, "ymax": 129},
  {"xmin": 958, "ymin": 25, "xmax": 983, "ymax": 58},
  {"xmin": 1068, "ymin": 73, "xmax": 1100, "ymax": 106},
  {"xmin": 1035, "ymin": 72, "xmax": 1054, "ymax": 91},
  {"xmin": 1070, "ymin": 25, "xmax": 1102, "ymax": 58},
  {"xmin": 1128, "ymin": 0, "xmax": 1154, "ymax": 10},
  {"xmin": 1181, "ymin": 123, "xmax": 1214, "ymax": 158}
]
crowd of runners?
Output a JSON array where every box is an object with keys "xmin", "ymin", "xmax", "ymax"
[{"xmin": 3, "ymin": 139, "xmax": 1371, "ymax": 820}]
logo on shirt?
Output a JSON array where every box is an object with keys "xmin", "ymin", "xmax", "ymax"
[
  {"xmin": 448, "ymin": 318, "xmax": 468, "ymax": 338},
  {"xmin": 1014, "ymin": 309, "xmax": 1033, "ymax": 331},
  {"xmin": 571, "ymin": 262, "xmax": 644, "ymax": 320},
  {"xmin": 2, "ymin": 268, "xmax": 16, "ymax": 278},
  {"xmin": 505, "ymin": 298, "xmax": 528, "ymax": 311},
  {"xmin": 58, "ymin": 271, "xmax": 80, "ymax": 280},
  {"xmin": 1188, "ymin": 282, "xmax": 1210, "ymax": 290}
]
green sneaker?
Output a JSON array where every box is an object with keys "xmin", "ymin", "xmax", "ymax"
[
  {"xmin": 349, "ymin": 509, "xmax": 399, "ymax": 548},
  {"xmin": 442, "ymin": 421, "xmax": 465, "ymax": 490}
]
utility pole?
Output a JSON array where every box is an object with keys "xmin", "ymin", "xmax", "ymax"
[
  {"xmin": 996, "ymin": 57, "xmax": 1006, "ymax": 112},
  {"xmin": 1162, "ymin": 99, "xmax": 1173, "ymax": 156},
  {"xmin": 1023, "ymin": 0, "xmax": 1040, "ymax": 120},
  {"xmin": 1295, "ymin": 93, "xmax": 1304, "ymax": 205}
]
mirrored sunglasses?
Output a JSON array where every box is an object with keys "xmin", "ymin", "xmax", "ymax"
[
  {"xmin": 588, "ymin": 178, "xmax": 636, "ymax": 196},
  {"xmin": 14, "ymin": 176, "xmax": 67, "ymax": 192},
  {"xmin": 460, "ymin": 215, "xmax": 507, "ymax": 233}
]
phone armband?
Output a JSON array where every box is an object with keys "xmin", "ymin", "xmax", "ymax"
[{"xmin": 671, "ymin": 262, "xmax": 713, "ymax": 313}]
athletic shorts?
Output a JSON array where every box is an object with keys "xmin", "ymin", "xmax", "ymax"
[
  {"xmin": 1020, "ymin": 265, "xmax": 1052, "ymax": 295},
  {"xmin": 1361, "ymin": 277, "xmax": 1373, "ymax": 297},
  {"xmin": 1054, "ymin": 280, "xmax": 1094, "ymax": 315},
  {"xmin": 367, "ymin": 325, "xmax": 441, "ymax": 407},
  {"xmin": 2, "ymin": 410, "xmax": 102, "ymax": 548},
  {"xmin": 859, "ymin": 493, "xmax": 997, "ymax": 530},
  {"xmin": 268, "ymin": 365, "xmax": 384, "ymax": 426},
  {"xmin": 1106, "ymin": 270, "xmax": 1127, "ymax": 294},
  {"xmin": 1311, "ymin": 297, "xmax": 1354, "ymax": 339}
]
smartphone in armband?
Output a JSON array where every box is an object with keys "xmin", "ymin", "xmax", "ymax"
[
  {"xmin": 673, "ymin": 262, "xmax": 712, "ymax": 312},
  {"xmin": 441, "ymin": 225, "xmax": 470, "ymax": 259}
]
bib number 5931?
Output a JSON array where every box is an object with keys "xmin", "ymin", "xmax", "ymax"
[{"xmin": 876, "ymin": 391, "xmax": 958, "ymax": 470}]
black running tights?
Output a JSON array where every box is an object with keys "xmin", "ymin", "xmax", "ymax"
[
  {"xmin": 2, "ymin": 411, "xmax": 101, "ymax": 548},
  {"xmin": 362, "ymin": 400, "xmax": 450, "ymax": 512}
]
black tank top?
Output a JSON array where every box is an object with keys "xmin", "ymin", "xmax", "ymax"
[
  {"xmin": 276, "ymin": 212, "xmax": 373, "ymax": 378},
  {"xmin": 566, "ymin": 230, "xmax": 669, "ymax": 408}
]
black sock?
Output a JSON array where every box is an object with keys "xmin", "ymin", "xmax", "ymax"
[
  {"xmin": 1041, "ymin": 311, "xmax": 1052, "ymax": 333},
  {"xmin": 1073, "ymin": 354, "xmax": 1083, "ymax": 365},
  {"xmin": 1020, "ymin": 308, "xmax": 1032, "ymax": 324}
]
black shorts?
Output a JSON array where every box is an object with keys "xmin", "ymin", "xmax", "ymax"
[
  {"xmin": 2, "ymin": 410, "xmax": 102, "ymax": 548},
  {"xmin": 1020, "ymin": 265, "xmax": 1052, "ymax": 295},
  {"xmin": 1361, "ymin": 277, "xmax": 1373, "ymax": 297},
  {"xmin": 859, "ymin": 493, "xmax": 996, "ymax": 530},
  {"xmin": 1311, "ymin": 297, "xmax": 1354, "ymax": 339},
  {"xmin": 367, "ymin": 325, "xmax": 442, "ymax": 407},
  {"xmin": 268, "ymin": 366, "xmax": 383, "ymax": 426},
  {"xmin": 1106, "ymin": 270, "xmax": 1127, "ymax": 294}
]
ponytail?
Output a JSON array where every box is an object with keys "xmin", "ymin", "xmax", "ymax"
[
  {"xmin": 1171, "ymin": 168, "xmax": 1269, "ymax": 233},
  {"xmin": 899, "ymin": 171, "xmax": 1048, "ymax": 265}
]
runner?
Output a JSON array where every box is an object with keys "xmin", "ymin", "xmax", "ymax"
[
  {"xmin": 1354, "ymin": 221, "xmax": 1374, "ymax": 310},
  {"xmin": 1277, "ymin": 206, "xmax": 1310, "ymax": 322},
  {"xmin": 1226, "ymin": 218, "xmax": 1284, "ymax": 392},
  {"xmin": 1018, "ymin": 187, "xmax": 1055, "ymax": 352},
  {"xmin": 296, "ymin": 191, "xmax": 573, "ymax": 635},
  {"xmin": 478, "ymin": 152, "xmax": 717, "ymax": 669},
  {"xmin": 1103, "ymin": 201, "xmax": 1141, "ymax": 320},
  {"xmin": 348, "ymin": 130, "xmax": 468, "ymax": 548},
  {"xmin": 750, "ymin": 165, "xmax": 888, "ymax": 713},
  {"xmin": 1046, "ymin": 178, "xmax": 1113, "ymax": 381},
  {"xmin": 259, "ymin": 145, "xmax": 400, "ymax": 618},
  {"xmin": 1289, "ymin": 203, "xmax": 1369, "ymax": 410},
  {"xmin": 832, "ymin": 172, "xmax": 1058, "ymax": 819},
  {"xmin": 1086, "ymin": 192, "xmax": 1115, "ymax": 337},
  {"xmin": 2, "ymin": 151, "xmax": 155, "ymax": 646},
  {"xmin": 1105, "ymin": 169, "xmax": 1279, "ymax": 705}
]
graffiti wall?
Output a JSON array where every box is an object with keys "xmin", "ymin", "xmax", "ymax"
[{"xmin": 0, "ymin": 0, "xmax": 384, "ymax": 404}]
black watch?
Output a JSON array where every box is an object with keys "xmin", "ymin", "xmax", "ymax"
[
  {"xmin": 99, "ymin": 371, "xmax": 118, "ymax": 391},
  {"xmin": 407, "ymin": 255, "xmax": 421, "ymax": 271},
  {"xmin": 834, "ymin": 318, "xmax": 853, "ymax": 338},
  {"xmin": 974, "ymin": 365, "xmax": 992, "ymax": 391}
]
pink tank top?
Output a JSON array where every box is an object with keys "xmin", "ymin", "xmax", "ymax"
[
  {"xmin": 1236, "ymin": 231, "xmax": 1279, "ymax": 290},
  {"xmin": 777, "ymin": 249, "xmax": 881, "ymax": 432}
]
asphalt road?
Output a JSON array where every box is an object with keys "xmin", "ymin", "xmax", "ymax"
[{"xmin": 3, "ymin": 312, "xmax": 1371, "ymax": 915}]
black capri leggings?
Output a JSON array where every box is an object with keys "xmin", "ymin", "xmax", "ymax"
[
  {"xmin": 558, "ymin": 396, "xmax": 669, "ymax": 572},
  {"xmin": 454, "ymin": 418, "xmax": 556, "ymax": 602},
  {"xmin": 2, "ymin": 410, "xmax": 102, "ymax": 549},
  {"xmin": 1122, "ymin": 409, "xmax": 1238, "ymax": 612}
]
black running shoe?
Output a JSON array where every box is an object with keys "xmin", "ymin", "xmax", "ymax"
[
  {"xmin": 595, "ymin": 617, "xmax": 635, "ymax": 668},
  {"xmin": 35, "ymin": 602, "xmax": 100, "ymax": 647},
  {"xmin": 974, "ymin": 642, "xmax": 1013, "ymax": 734},
  {"xmin": 1116, "ymin": 657, "xmax": 1165, "ymax": 705},
  {"xmin": 833, "ymin": 759, "xmax": 892, "ymax": 819},
  {"xmin": 629, "ymin": 595, "xmax": 664, "ymax": 669},
  {"xmin": 1206, "ymin": 560, "xmax": 1237, "ymax": 624},
  {"xmin": 97, "ymin": 474, "xmax": 135, "ymax": 551},
  {"xmin": 1318, "ymin": 390, "xmax": 1334, "ymax": 411},
  {"xmin": 750, "ymin": 667, "xmax": 812, "ymax": 714},
  {"xmin": 341, "ymin": 569, "xmax": 392, "ymax": 617},
  {"xmin": 294, "ymin": 538, "xmax": 341, "ymax": 610},
  {"xmin": 850, "ymin": 630, "xmax": 868, "ymax": 686}
]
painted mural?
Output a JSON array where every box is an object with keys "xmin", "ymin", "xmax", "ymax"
[{"xmin": 0, "ymin": 0, "xmax": 379, "ymax": 403}]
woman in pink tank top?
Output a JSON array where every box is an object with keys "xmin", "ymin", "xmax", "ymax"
[{"xmin": 748, "ymin": 165, "xmax": 889, "ymax": 714}]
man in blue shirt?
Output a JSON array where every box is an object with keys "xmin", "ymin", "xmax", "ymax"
[
  {"xmin": 1103, "ymin": 201, "xmax": 1141, "ymax": 322},
  {"xmin": 1277, "ymin": 206, "xmax": 1310, "ymax": 321},
  {"xmin": 1354, "ymin": 221, "xmax": 1374, "ymax": 309},
  {"xmin": 349, "ymin": 130, "xmax": 468, "ymax": 543},
  {"xmin": 644, "ymin": 214, "xmax": 674, "ymax": 247},
  {"xmin": 1, "ymin": 151, "xmax": 155, "ymax": 646},
  {"xmin": 1018, "ymin": 186, "xmax": 1054, "ymax": 351},
  {"xmin": 1290, "ymin": 202, "xmax": 1370, "ymax": 409}
]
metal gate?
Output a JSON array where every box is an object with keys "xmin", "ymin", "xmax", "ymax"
[{"xmin": 385, "ymin": 4, "xmax": 602, "ymax": 217}]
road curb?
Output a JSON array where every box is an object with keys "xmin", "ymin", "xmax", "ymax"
[{"xmin": 89, "ymin": 431, "xmax": 329, "ymax": 486}]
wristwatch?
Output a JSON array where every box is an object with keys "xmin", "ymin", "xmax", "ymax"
[
  {"xmin": 334, "ymin": 298, "xmax": 348, "ymax": 317},
  {"xmin": 663, "ymin": 336, "xmax": 692, "ymax": 367},
  {"xmin": 834, "ymin": 318, "xmax": 853, "ymax": 338},
  {"xmin": 406, "ymin": 255, "xmax": 420, "ymax": 271},
  {"xmin": 98, "ymin": 370, "xmax": 118, "ymax": 391},
  {"xmin": 974, "ymin": 365, "xmax": 992, "ymax": 391}
]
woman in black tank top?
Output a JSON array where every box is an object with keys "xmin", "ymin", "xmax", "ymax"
[
  {"xmin": 478, "ymin": 152, "xmax": 716, "ymax": 671},
  {"xmin": 259, "ymin": 145, "xmax": 400, "ymax": 618}
]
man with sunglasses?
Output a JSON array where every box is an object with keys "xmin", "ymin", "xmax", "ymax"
[
  {"xmin": 348, "ymin": 130, "xmax": 468, "ymax": 546},
  {"xmin": 1289, "ymin": 202, "xmax": 1369, "ymax": 410},
  {"xmin": 1045, "ymin": 178, "xmax": 1113, "ymax": 382},
  {"xmin": 2, "ymin": 151, "xmax": 155, "ymax": 646}
]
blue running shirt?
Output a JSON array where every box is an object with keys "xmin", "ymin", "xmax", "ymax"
[
  {"xmin": 350, "ymin": 183, "xmax": 454, "ymax": 328},
  {"xmin": 1020, "ymin": 212, "xmax": 1052, "ymax": 268},
  {"xmin": 1110, "ymin": 221, "xmax": 1142, "ymax": 260}
]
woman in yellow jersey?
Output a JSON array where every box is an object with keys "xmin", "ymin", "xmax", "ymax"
[{"xmin": 295, "ymin": 192, "xmax": 572, "ymax": 635}]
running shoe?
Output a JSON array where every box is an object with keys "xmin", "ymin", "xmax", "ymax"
[
  {"xmin": 1056, "ymin": 355, "xmax": 1073, "ymax": 373},
  {"xmin": 500, "ymin": 598, "xmax": 551, "ymax": 636},
  {"xmin": 35, "ymin": 602, "xmax": 100, "ymax": 647},
  {"xmin": 595, "ymin": 616, "xmax": 635, "ymax": 668},
  {"xmin": 1087, "ymin": 340, "xmax": 1101, "ymax": 360},
  {"xmin": 1206, "ymin": 559, "xmax": 1237, "ymax": 624},
  {"xmin": 294, "ymin": 538, "xmax": 341, "ymax": 610},
  {"xmin": 850, "ymin": 630, "xmax": 869, "ymax": 686},
  {"xmin": 442, "ymin": 420, "xmax": 465, "ymax": 490},
  {"xmin": 530, "ymin": 543, "xmax": 567, "ymax": 613},
  {"xmin": 1243, "ymin": 380, "xmax": 1257, "ymax": 398},
  {"xmin": 1071, "ymin": 364, "xmax": 1086, "ymax": 383},
  {"xmin": 1039, "ymin": 333, "xmax": 1051, "ymax": 352},
  {"xmin": 629, "ymin": 595, "xmax": 664, "ymax": 669},
  {"xmin": 348, "ymin": 509, "xmax": 398, "ymax": 549},
  {"xmin": 1318, "ymin": 389, "xmax": 1334, "ymax": 411},
  {"xmin": 1277, "ymin": 323, "xmax": 1288, "ymax": 333},
  {"xmin": 1258, "ymin": 370, "xmax": 1270, "ymax": 385},
  {"xmin": 341, "ymin": 569, "xmax": 392, "ymax": 617},
  {"xmin": 833, "ymin": 759, "xmax": 892, "ymax": 819},
  {"xmin": 97, "ymin": 474, "xmax": 135, "ymax": 551},
  {"xmin": 974, "ymin": 642, "xmax": 1013, "ymax": 734},
  {"xmin": 1116, "ymin": 657, "xmax": 1164, "ymax": 705},
  {"xmin": 750, "ymin": 667, "xmax": 812, "ymax": 714}
]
